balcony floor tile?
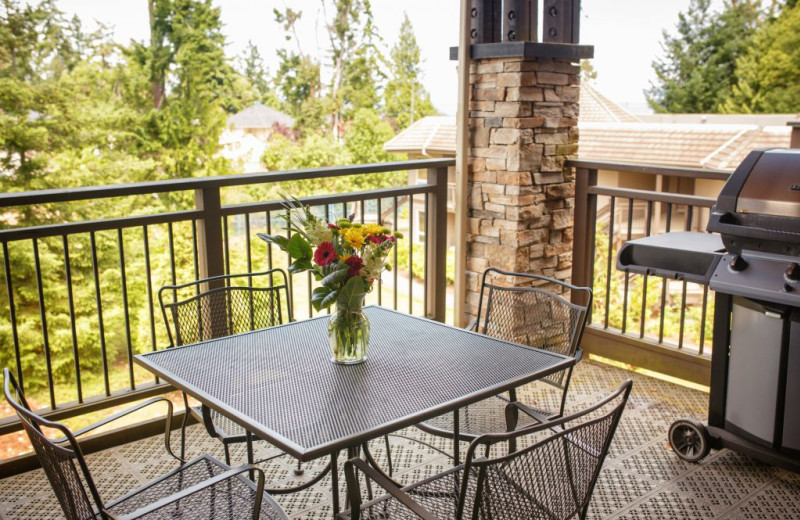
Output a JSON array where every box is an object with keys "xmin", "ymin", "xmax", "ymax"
[{"xmin": 2, "ymin": 359, "xmax": 800, "ymax": 519}]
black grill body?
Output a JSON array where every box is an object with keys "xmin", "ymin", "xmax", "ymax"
[{"xmin": 616, "ymin": 148, "xmax": 800, "ymax": 472}]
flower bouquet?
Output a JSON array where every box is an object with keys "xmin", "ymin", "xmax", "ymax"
[{"xmin": 257, "ymin": 198, "xmax": 401, "ymax": 364}]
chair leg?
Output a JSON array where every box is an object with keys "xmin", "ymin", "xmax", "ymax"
[
  {"xmin": 293, "ymin": 459, "xmax": 305, "ymax": 476},
  {"xmin": 180, "ymin": 393, "xmax": 191, "ymax": 461},
  {"xmin": 224, "ymin": 442, "xmax": 232, "ymax": 466},
  {"xmin": 383, "ymin": 434, "xmax": 393, "ymax": 476}
]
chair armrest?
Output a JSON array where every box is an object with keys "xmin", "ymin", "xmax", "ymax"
[
  {"xmin": 108, "ymin": 465, "xmax": 269, "ymax": 520},
  {"xmin": 508, "ymin": 400, "xmax": 553, "ymax": 426},
  {"xmin": 464, "ymin": 319, "xmax": 477, "ymax": 331},
  {"xmin": 65, "ymin": 397, "xmax": 174, "ymax": 439},
  {"xmin": 574, "ymin": 347, "xmax": 583, "ymax": 362},
  {"xmin": 55, "ymin": 396, "xmax": 181, "ymax": 462},
  {"xmin": 341, "ymin": 458, "xmax": 438, "ymax": 520}
]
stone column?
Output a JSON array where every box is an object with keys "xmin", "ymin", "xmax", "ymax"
[{"xmin": 465, "ymin": 56, "xmax": 579, "ymax": 323}]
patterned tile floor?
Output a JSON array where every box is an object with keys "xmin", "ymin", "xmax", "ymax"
[{"xmin": 2, "ymin": 359, "xmax": 799, "ymax": 519}]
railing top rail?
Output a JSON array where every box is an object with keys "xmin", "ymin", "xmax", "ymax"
[
  {"xmin": 0, "ymin": 159, "xmax": 455, "ymax": 208},
  {"xmin": 568, "ymin": 159, "xmax": 731, "ymax": 181}
]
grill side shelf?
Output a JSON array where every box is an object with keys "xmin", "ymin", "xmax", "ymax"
[{"xmin": 616, "ymin": 232, "xmax": 725, "ymax": 284}]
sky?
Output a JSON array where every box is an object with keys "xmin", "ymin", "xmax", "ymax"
[{"xmin": 57, "ymin": 0, "xmax": 711, "ymax": 116}]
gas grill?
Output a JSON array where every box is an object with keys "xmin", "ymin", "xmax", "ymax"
[{"xmin": 617, "ymin": 148, "xmax": 800, "ymax": 471}]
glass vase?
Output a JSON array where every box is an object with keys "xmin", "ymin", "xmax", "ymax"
[{"xmin": 328, "ymin": 296, "xmax": 370, "ymax": 364}]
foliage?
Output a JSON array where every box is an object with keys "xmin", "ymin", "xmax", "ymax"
[
  {"xmin": 722, "ymin": 2, "xmax": 800, "ymax": 112},
  {"xmin": 646, "ymin": 0, "xmax": 764, "ymax": 113},
  {"xmin": 238, "ymin": 41, "xmax": 280, "ymax": 108},
  {"xmin": 258, "ymin": 200, "xmax": 400, "ymax": 311},
  {"xmin": 384, "ymin": 14, "xmax": 436, "ymax": 130},
  {"xmin": 591, "ymin": 223, "xmax": 714, "ymax": 350}
]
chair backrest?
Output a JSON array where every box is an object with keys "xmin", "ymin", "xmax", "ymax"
[
  {"xmin": 474, "ymin": 267, "xmax": 592, "ymax": 388},
  {"xmin": 460, "ymin": 379, "xmax": 632, "ymax": 520},
  {"xmin": 3, "ymin": 368, "xmax": 104, "ymax": 520},
  {"xmin": 158, "ymin": 269, "xmax": 292, "ymax": 347}
]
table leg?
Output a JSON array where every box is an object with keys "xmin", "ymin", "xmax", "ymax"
[
  {"xmin": 246, "ymin": 430, "xmax": 255, "ymax": 481},
  {"xmin": 331, "ymin": 449, "xmax": 340, "ymax": 515},
  {"xmin": 453, "ymin": 408, "xmax": 460, "ymax": 466}
]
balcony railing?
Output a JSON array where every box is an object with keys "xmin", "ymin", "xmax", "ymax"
[
  {"xmin": 0, "ymin": 158, "xmax": 453, "ymax": 474},
  {"xmin": 570, "ymin": 159, "xmax": 731, "ymax": 385}
]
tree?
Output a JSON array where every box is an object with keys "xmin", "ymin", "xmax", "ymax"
[
  {"xmin": 239, "ymin": 40, "xmax": 280, "ymax": 108},
  {"xmin": 384, "ymin": 13, "xmax": 435, "ymax": 130},
  {"xmin": 722, "ymin": 2, "xmax": 800, "ymax": 112},
  {"xmin": 646, "ymin": 0, "xmax": 763, "ymax": 113}
]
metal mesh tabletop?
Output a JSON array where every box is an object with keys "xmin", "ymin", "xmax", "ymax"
[{"xmin": 135, "ymin": 306, "xmax": 572, "ymax": 461}]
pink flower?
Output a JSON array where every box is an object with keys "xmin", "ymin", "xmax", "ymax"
[
  {"xmin": 344, "ymin": 256, "xmax": 364, "ymax": 276},
  {"xmin": 313, "ymin": 242, "xmax": 337, "ymax": 266},
  {"xmin": 368, "ymin": 235, "xmax": 383, "ymax": 245},
  {"xmin": 327, "ymin": 223, "xmax": 339, "ymax": 230}
]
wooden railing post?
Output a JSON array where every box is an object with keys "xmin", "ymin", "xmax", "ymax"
[
  {"xmin": 426, "ymin": 166, "xmax": 449, "ymax": 322},
  {"xmin": 571, "ymin": 166, "xmax": 597, "ymax": 307},
  {"xmin": 195, "ymin": 186, "xmax": 227, "ymax": 337}
]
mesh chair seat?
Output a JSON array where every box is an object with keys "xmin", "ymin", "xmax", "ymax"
[
  {"xmin": 106, "ymin": 455, "xmax": 288, "ymax": 520},
  {"xmin": 418, "ymin": 395, "xmax": 539, "ymax": 440}
]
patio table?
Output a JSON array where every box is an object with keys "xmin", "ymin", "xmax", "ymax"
[{"xmin": 134, "ymin": 306, "xmax": 574, "ymax": 513}]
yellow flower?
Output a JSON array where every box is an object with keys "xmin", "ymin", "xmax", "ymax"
[
  {"xmin": 361, "ymin": 224, "xmax": 384, "ymax": 236},
  {"xmin": 343, "ymin": 227, "xmax": 365, "ymax": 249}
]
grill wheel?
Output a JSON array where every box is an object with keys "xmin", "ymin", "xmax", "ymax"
[{"xmin": 669, "ymin": 418, "xmax": 710, "ymax": 463}]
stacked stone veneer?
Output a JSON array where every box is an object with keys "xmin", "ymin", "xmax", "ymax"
[{"xmin": 465, "ymin": 56, "xmax": 579, "ymax": 323}]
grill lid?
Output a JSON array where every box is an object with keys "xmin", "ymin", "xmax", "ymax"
[{"xmin": 707, "ymin": 148, "xmax": 800, "ymax": 257}]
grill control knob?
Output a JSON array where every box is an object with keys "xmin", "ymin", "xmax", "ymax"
[
  {"xmin": 786, "ymin": 263, "xmax": 800, "ymax": 282},
  {"xmin": 729, "ymin": 255, "xmax": 748, "ymax": 273}
]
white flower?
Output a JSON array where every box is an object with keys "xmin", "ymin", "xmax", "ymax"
[{"xmin": 305, "ymin": 219, "xmax": 333, "ymax": 246}]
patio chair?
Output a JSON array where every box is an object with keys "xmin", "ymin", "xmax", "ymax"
[
  {"xmin": 3, "ymin": 367, "xmax": 289, "ymax": 520},
  {"xmin": 339, "ymin": 379, "xmax": 632, "ymax": 520},
  {"xmin": 378, "ymin": 267, "xmax": 591, "ymax": 467},
  {"xmin": 158, "ymin": 269, "xmax": 295, "ymax": 467}
]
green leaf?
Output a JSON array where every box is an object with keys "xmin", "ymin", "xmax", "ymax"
[
  {"xmin": 256, "ymin": 233, "xmax": 289, "ymax": 252},
  {"xmin": 287, "ymin": 233, "xmax": 312, "ymax": 260},
  {"xmin": 320, "ymin": 290, "xmax": 340, "ymax": 309},
  {"xmin": 337, "ymin": 275, "xmax": 366, "ymax": 308},
  {"xmin": 321, "ymin": 264, "xmax": 349, "ymax": 287},
  {"xmin": 289, "ymin": 258, "xmax": 312, "ymax": 274},
  {"xmin": 312, "ymin": 286, "xmax": 333, "ymax": 311}
]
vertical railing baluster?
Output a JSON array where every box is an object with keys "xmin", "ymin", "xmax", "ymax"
[
  {"xmin": 168, "ymin": 222, "xmax": 177, "ymax": 286},
  {"xmin": 640, "ymin": 201, "xmax": 653, "ymax": 339},
  {"xmin": 246, "ymin": 214, "xmax": 253, "ymax": 274},
  {"xmin": 571, "ymin": 167, "xmax": 597, "ymax": 315},
  {"xmin": 621, "ymin": 198, "xmax": 633, "ymax": 334},
  {"xmin": 699, "ymin": 285, "xmax": 709, "ymax": 355},
  {"xmin": 118, "ymin": 229, "xmax": 134, "ymax": 390},
  {"xmin": 143, "ymin": 226, "xmax": 158, "ymax": 362},
  {"xmin": 376, "ymin": 198, "xmax": 383, "ymax": 306},
  {"xmin": 90, "ymin": 232, "xmax": 110, "ymax": 396},
  {"xmin": 223, "ymin": 215, "xmax": 231, "ymax": 275},
  {"xmin": 393, "ymin": 197, "xmax": 399, "ymax": 311},
  {"xmin": 191, "ymin": 220, "xmax": 200, "ymax": 282},
  {"xmin": 408, "ymin": 196, "xmax": 414, "ymax": 315},
  {"xmin": 603, "ymin": 197, "xmax": 615, "ymax": 329},
  {"xmin": 3, "ymin": 242, "xmax": 23, "ymax": 389},
  {"xmin": 33, "ymin": 238, "xmax": 56, "ymax": 409},
  {"xmin": 423, "ymin": 193, "xmax": 429, "ymax": 318},
  {"xmin": 658, "ymin": 203, "xmax": 674, "ymax": 344},
  {"xmin": 62, "ymin": 235, "xmax": 82, "ymax": 403}
]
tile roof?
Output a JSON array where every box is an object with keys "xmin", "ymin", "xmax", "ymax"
[
  {"xmin": 384, "ymin": 87, "xmax": 793, "ymax": 170},
  {"xmin": 227, "ymin": 102, "xmax": 295, "ymax": 129}
]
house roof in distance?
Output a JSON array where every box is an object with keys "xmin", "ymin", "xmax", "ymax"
[
  {"xmin": 227, "ymin": 102, "xmax": 294, "ymax": 129},
  {"xmin": 384, "ymin": 85, "xmax": 793, "ymax": 170}
]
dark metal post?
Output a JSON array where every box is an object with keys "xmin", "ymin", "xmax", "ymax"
[
  {"xmin": 195, "ymin": 187, "xmax": 227, "ymax": 337},
  {"xmin": 503, "ymin": 0, "xmax": 534, "ymax": 42},
  {"xmin": 426, "ymin": 167, "xmax": 449, "ymax": 322},
  {"xmin": 543, "ymin": 0, "xmax": 580, "ymax": 44},
  {"xmin": 471, "ymin": 0, "xmax": 502, "ymax": 44},
  {"xmin": 571, "ymin": 167, "xmax": 597, "ymax": 307}
]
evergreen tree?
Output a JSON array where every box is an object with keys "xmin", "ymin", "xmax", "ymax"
[
  {"xmin": 239, "ymin": 40, "xmax": 280, "ymax": 108},
  {"xmin": 384, "ymin": 13, "xmax": 435, "ymax": 130},
  {"xmin": 646, "ymin": 0, "xmax": 763, "ymax": 113},
  {"xmin": 722, "ymin": 2, "xmax": 800, "ymax": 113}
]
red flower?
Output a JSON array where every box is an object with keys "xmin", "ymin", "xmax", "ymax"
[
  {"xmin": 368, "ymin": 235, "xmax": 383, "ymax": 245},
  {"xmin": 327, "ymin": 223, "xmax": 339, "ymax": 230},
  {"xmin": 313, "ymin": 242, "xmax": 337, "ymax": 266},
  {"xmin": 344, "ymin": 256, "xmax": 364, "ymax": 276}
]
